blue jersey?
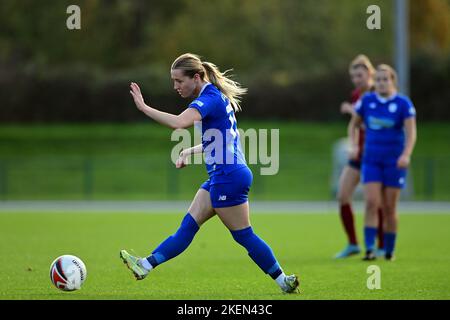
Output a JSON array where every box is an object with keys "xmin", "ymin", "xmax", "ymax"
[
  {"xmin": 188, "ymin": 83, "xmax": 247, "ymax": 177},
  {"xmin": 355, "ymin": 92, "xmax": 416, "ymax": 160}
]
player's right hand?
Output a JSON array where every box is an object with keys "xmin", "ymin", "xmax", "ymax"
[
  {"xmin": 130, "ymin": 82, "xmax": 147, "ymax": 111},
  {"xmin": 340, "ymin": 102, "xmax": 354, "ymax": 115},
  {"xmin": 175, "ymin": 152, "xmax": 188, "ymax": 169}
]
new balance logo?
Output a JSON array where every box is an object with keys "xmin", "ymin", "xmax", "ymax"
[{"xmin": 218, "ymin": 195, "xmax": 227, "ymax": 201}]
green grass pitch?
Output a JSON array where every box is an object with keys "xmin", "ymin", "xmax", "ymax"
[{"xmin": 1, "ymin": 211, "xmax": 449, "ymax": 300}]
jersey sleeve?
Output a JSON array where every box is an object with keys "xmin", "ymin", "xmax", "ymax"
[
  {"xmin": 402, "ymin": 97, "xmax": 416, "ymax": 120},
  {"xmin": 354, "ymin": 97, "xmax": 365, "ymax": 118},
  {"xmin": 188, "ymin": 96, "xmax": 215, "ymax": 119}
]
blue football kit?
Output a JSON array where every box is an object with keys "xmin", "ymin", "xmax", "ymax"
[
  {"xmin": 355, "ymin": 92, "xmax": 416, "ymax": 188},
  {"xmin": 189, "ymin": 83, "xmax": 252, "ymax": 208}
]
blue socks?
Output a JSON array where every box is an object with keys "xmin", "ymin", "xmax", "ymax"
[
  {"xmin": 146, "ymin": 213, "xmax": 199, "ymax": 268},
  {"xmin": 384, "ymin": 232, "xmax": 397, "ymax": 256},
  {"xmin": 365, "ymin": 227, "xmax": 397, "ymax": 257},
  {"xmin": 145, "ymin": 215, "xmax": 283, "ymax": 279},
  {"xmin": 231, "ymin": 226, "xmax": 282, "ymax": 279},
  {"xmin": 364, "ymin": 226, "xmax": 378, "ymax": 252}
]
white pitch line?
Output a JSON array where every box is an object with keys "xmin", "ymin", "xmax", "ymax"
[{"xmin": 0, "ymin": 201, "xmax": 450, "ymax": 214}]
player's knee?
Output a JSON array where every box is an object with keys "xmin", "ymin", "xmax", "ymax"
[
  {"xmin": 177, "ymin": 213, "xmax": 200, "ymax": 235},
  {"xmin": 383, "ymin": 205, "xmax": 397, "ymax": 218},
  {"xmin": 337, "ymin": 190, "xmax": 351, "ymax": 204},
  {"xmin": 365, "ymin": 198, "xmax": 380, "ymax": 212},
  {"xmin": 230, "ymin": 226, "xmax": 254, "ymax": 247},
  {"xmin": 188, "ymin": 207, "xmax": 211, "ymax": 226}
]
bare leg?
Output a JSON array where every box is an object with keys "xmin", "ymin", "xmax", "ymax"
[
  {"xmin": 362, "ymin": 183, "xmax": 382, "ymax": 258},
  {"xmin": 381, "ymin": 187, "xmax": 401, "ymax": 258},
  {"xmin": 364, "ymin": 183, "xmax": 382, "ymax": 228},
  {"xmin": 214, "ymin": 202, "xmax": 250, "ymax": 231},
  {"xmin": 188, "ymin": 188, "xmax": 216, "ymax": 226},
  {"xmin": 382, "ymin": 187, "xmax": 401, "ymax": 233},
  {"xmin": 337, "ymin": 166, "xmax": 360, "ymax": 205}
]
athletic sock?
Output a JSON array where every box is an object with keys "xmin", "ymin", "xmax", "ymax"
[
  {"xmin": 230, "ymin": 226, "xmax": 283, "ymax": 278},
  {"xmin": 384, "ymin": 232, "xmax": 397, "ymax": 256},
  {"xmin": 146, "ymin": 213, "xmax": 199, "ymax": 268},
  {"xmin": 340, "ymin": 204, "xmax": 358, "ymax": 245},
  {"xmin": 364, "ymin": 226, "xmax": 377, "ymax": 252},
  {"xmin": 139, "ymin": 258, "xmax": 153, "ymax": 271},
  {"xmin": 275, "ymin": 272, "xmax": 288, "ymax": 290}
]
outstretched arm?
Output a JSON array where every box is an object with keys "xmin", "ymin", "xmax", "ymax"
[
  {"xmin": 130, "ymin": 82, "xmax": 201, "ymax": 129},
  {"xmin": 181, "ymin": 144, "xmax": 204, "ymax": 156}
]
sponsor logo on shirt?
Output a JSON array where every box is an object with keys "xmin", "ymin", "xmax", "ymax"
[
  {"xmin": 192, "ymin": 100, "xmax": 204, "ymax": 107},
  {"xmin": 367, "ymin": 116, "xmax": 395, "ymax": 130}
]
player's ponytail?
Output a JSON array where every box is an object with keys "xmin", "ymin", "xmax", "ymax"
[
  {"xmin": 201, "ymin": 61, "xmax": 247, "ymax": 112},
  {"xmin": 349, "ymin": 54, "xmax": 375, "ymax": 76},
  {"xmin": 171, "ymin": 53, "xmax": 247, "ymax": 112}
]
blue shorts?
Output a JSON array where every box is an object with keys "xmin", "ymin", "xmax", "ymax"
[
  {"xmin": 200, "ymin": 166, "xmax": 253, "ymax": 208},
  {"xmin": 361, "ymin": 159, "xmax": 407, "ymax": 189}
]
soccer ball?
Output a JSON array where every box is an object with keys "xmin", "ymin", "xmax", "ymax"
[{"xmin": 50, "ymin": 255, "xmax": 87, "ymax": 291}]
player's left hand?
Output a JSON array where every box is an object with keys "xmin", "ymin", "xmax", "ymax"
[
  {"xmin": 348, "ymin": 145, "xmax": 359, "ymax": 160},
  {"xmin": 397, "ymin": 154, "xmax": 410, "ymax": 168},
  {"xmin": 129, "ymin": 82, "xmax": 147, "ymax": 111},
  {"xmin": 340, "ymin": 102, "xmax": 354, "ymax": 115}
]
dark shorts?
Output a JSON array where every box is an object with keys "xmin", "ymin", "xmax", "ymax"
[
  {"xmin": 348, "ymin": 159, "xmax": 362, "ymax": 170},
  {"xmin": 200, "ymin": 166, "xmax": 253, "ymax": 208}
]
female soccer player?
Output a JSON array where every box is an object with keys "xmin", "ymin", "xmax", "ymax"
[
  {"xmin": 120, "ymin": 53, "xmax": 299, "ymax": 293},
  {"xmin": 349, "ymin": 64, "xmax": 417, "ymax": 261},
  {"xmin": 335, "ymin": 55, "xmax": 385, "ymax": 259}
]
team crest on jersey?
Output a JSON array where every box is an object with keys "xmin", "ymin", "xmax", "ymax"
[
  {"xmin": 388, "ymin": 103, "xmax": 397, "ymax": 113},
  {"xmin": 369, "ymin": 103, "xmax": 377, "ymax": 109}
]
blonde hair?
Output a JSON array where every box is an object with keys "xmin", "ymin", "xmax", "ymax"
[
  {"xmin": 349, "ymin": 54, "xmax": 375, "ymax": 76},
  {"xmin": 171, "ymin": 53, "xmax": 247, "ymax": 112},
  {"xmin": 376, "ymin": 64, "xmax": 398, "ymax": 88}
]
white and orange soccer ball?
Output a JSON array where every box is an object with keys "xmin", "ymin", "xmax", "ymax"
[{"xmin": 50, "ymin": 255, "xmax": 87, "ymax": 291}]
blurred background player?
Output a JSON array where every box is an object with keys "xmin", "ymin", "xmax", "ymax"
[
  {"xmin": 120, "ymin": 53, "xmax": 299, "ymax": 293},
  {"xmin": 335, "ymin": 55, "xmax": 385, "ymax": 259},
  {"xmin": 349, "ymin": 64, "xmax": 417, "ymax": 261}
]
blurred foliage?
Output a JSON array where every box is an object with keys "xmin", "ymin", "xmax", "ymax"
[
  {"xmin": 411, "ymin": 0, "xmax": 450, "ymax": 55},
  {"xmin": 0, "ymin": 0, "xmax": 449, "ymax": 122}
]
